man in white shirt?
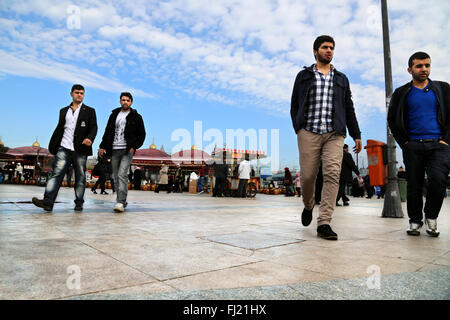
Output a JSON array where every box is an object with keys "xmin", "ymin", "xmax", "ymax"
[
  {"xmin": 99, "ymin": 92, "xmax": 146, "ymax": 212},
  {"xmin": 32, "ymin": 84, "xmax": 98, "ymax": 212},
  {"xmin": 238, "ymin": 154, "xmax": 251, "ymax": 198}
]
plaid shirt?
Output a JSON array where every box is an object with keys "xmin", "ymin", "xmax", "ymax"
[{"xmin": 304, "ymin": 64, "xmax": 335, "ymax": 134}]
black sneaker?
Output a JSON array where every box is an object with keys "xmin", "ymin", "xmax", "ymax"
[
  {"xmin": 336, "ymin": 202, "xmax": 342, "ymax": 206},
  {"xmin": 101, "ymin": 191, "xmax": 109, "ymax": 195},
  {"xmin": 32, "ymin": 197, "xmax": 53, "ymax": 212},
  {"xmin": 343, "ymin": 202, "xmax": 349, "ymax": 206},
  {"xmin": 301, "ymin": 208, "xmax": 313, "ymax": 226},
  {"xmin": 317, "ymin": 224, "xmax": 338, "ymax": 240},
  {"xmin": 74, "ymin": 205, "xmax": 83, "ymax": 212}
]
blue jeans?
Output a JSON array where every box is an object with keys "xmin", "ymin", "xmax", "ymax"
[
  {"xmin": 197, "ymin": 176, "xmax": 204, "ymax": 192},
  {"xmin": 403, "ymin": 141, "xmax": 450, "ymax": 226},
  {"xmin": 44, "ymin": 147, "xmax": 87, "ymax": 207},
  {"xmin": 111, "ymin": 149, "xmax": 133, "ymax": 205}
]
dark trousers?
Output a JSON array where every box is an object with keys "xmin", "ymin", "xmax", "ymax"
[
  {"xmin": 336, "ymin": 181, "xmax": 350, "ymax": 203},
  {"xmin": 214, "ymin": 177, "xmax": 225, "ymax": 196},
  {"xmin": 133, "ymin": 179, "xmax": 141, "ymax": 190},
  {"xmin": 92, "ymin": 172, "xmax": 106, "ymax": 192},
  {"xmin": 238, "ymin": 179, "xmax": 248, "ymax": 198},
  {"xmin": 403, "ymin": 141, "xmax": 450, "ymax": 226}
]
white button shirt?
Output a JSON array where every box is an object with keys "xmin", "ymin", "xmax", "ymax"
[{"xmin": 60, "ymin": 103, "xmax": 82, "ymax": 151}]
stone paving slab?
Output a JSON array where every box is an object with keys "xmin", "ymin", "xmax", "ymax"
[{"xmin": 0, "ymin": 184, "xmax": 449, "ymax": 300}]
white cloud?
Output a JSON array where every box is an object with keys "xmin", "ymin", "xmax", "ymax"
[
  {"xmin": 0, "ymin": 50, "xmax": 153, "ymax": 98},
  {"xmin": 0, "ymin": 0, "xmax": 449, "ymax": 114}
]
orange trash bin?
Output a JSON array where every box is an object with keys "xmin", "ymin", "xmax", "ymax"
[{"xmin": 364, "ymin": 139, "xmax": 388, "ymax": 186}]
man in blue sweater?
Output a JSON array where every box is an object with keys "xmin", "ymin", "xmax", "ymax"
[{"xmin": 388, "ymin": 52, "xmax": 450, "ymax": 237}]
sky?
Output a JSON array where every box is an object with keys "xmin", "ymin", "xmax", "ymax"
[{"xmin": 0, "ymin": 0, "xmax": 449, "ymax": 174}]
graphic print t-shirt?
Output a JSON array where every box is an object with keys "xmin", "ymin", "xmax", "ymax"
[{"xmin": 113, "ymin": 110, "xmax": 130, "ymax": 150}]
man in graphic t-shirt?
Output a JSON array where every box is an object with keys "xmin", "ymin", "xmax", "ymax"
[
  {"xmin": 388, "ymin": 51, "xmax": 450, "ymax": 237},
  {"xmin": 98, "ymin": 92, "xmax": 146, "ymax": 212}
]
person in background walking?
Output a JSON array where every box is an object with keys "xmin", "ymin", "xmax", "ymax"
[
  {"xmin": 336, "ymin": 144, "xmax": 361, "ymax": 206},
  {"xmin": 133, "ymin": 166, "xmax": 142, "ymax": 190},
  {"xmin": 155, "ymin": 162, "xmax": 170, "ymax": 193},
  {"xmin": 284, "ymin": 167, "xmax": 295, "ymax": 197},
  {"xmin": 212, "ymin": 153, "xmax": 228, "ymax": 197},
  {"xmin": 238, "ymin": 154, "xmax": 251, "ymax": 198},
  {"xmin": 91, "ymin": 154, "xmax": 108, "ymax": 194}
]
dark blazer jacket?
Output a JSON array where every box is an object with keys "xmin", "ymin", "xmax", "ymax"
[
  {"xmin": 99, "ymin": 107, "xmax": 146, "ymax": 155},
  {"xmin": 290, "ymin": 64, "xmax": 361, "ymax": 140},
  {"xmin": 48, "ymin": 104, "xmax": 98, "ymax": 156}
]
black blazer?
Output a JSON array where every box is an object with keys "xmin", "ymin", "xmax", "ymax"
[
  {"xmin": 99, "ymin": 107, "xmax": 146, "ymax": 155},
  {"xmin": 48, "ymin": 104, "xmax": 98, "ymax": 156}
]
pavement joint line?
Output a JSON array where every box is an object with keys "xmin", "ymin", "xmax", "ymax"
[
  {"xmin": 54, "ymin": 280, "xmax": 166, "ymax": 300},
  {"xmin": 51, "ymin": 225, "xmax": 161, "ymax": 282}
]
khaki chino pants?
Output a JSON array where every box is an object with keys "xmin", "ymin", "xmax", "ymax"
[{"xmin": 297, "ymin": 129, "xmax": 345, "ymax": 226}]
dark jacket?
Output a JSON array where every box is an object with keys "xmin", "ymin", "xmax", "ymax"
[
  {"xmin": 49, "ymin": 104, "xmax": 98, "ymax": 156},
  {"xmin": 99, "ymin": 107, "xmax": 146, "ymax": 155},
  {"xmin": 340, "ymin": 151, "xmax": 360, "ymax": 184},
  {"xmin": 284, "ymin": 170, "xmax": 293, "ymax": 186},
  {"xmin": 290, "ymin": 65, "xmax": 361, "ymax": 140},
  {"xmin": 212, "ymin": 162, "xmax": 229, "ymax": 178},
  {"xmin": 387, "ymin": 79, "xmax": 450, "ymax": 148}
]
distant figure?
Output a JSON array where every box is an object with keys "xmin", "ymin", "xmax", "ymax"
[
  {"xmin": 155, "ymin": 162, "xmax": 170, "ymax": 193},
  {"xmin": 133, "ymin": 167, "xmax": 142, "ymax": 190},
  {"xmin": 197, "ymin": 166, "xmax": 205, "ymax": 194},
  {"xmin": 238, "ymin": 154, "xmax": 251, "ymax": 198},
  {"xmin": 91, "ymin": 155, "xmax": 108, "ymax": 194},
  {"xmin": 397, "ymin": 166, "xmax": 407, "ymax": 179},
  {"xmin": 212, "ymin": 153, "xmax": 228, "ymax": 197},
  {"xmin": 364, "ymin": 175, "xmax": 375, "ymax": 199},
  {"xmin": 16, "ymin": 163, "xmax": 24, "ymax": 182},
  {"xmin": 336, "ymin": 144, "xmax": 361, "ymax": 206},
  {"xmin": 284, "ymin": 167, "xmax": 295, "ymax": 197},
  {"xmin": 174, "ymin": 163, "xmax": 184, "ymax": 193},
  {"xmin": 388, "ymin": 51, "xmax": 449, "ymax": 237}
]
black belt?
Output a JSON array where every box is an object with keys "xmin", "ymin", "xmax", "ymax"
[{"xmin": 412, "ymin": 139, "xmax": 440, "ymax": 143}]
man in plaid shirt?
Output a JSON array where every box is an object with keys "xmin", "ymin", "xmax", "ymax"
[{"xmin": 290, "ymin": 35, "xmax": 362, "ymax": 240}]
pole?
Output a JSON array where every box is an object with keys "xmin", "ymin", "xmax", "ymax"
[{"xmin": 381, "ymin": 0, "xmax": 403, "ymax": 218}]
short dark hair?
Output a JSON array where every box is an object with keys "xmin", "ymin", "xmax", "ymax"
[
  {"xmin": 343, "ymin": 144, "xmax": 349, "ymax": 149},
  {"xmin": 408, "ymin": 52, "xmax": 430, "ymax": 68},
  {"xmin": 120, "ymin": 92, "xmax": 133, "ymax": 102},
  {"xmin": 71, "ymin": 84, "xmax": 85, "ymax": 92},
  {"xmin": 313, "ymin": 35, "xmax": 335, "ymax": 51}
]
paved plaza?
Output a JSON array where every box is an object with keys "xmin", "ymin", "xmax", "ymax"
[{"xmin": 0, "ymin": 184, "xmax": 449, "ymax": 300}]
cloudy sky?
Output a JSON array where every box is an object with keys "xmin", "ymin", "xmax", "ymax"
[{"xmin": 0, "ymin": 0, "xmax": 449, "ymax": 173}]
